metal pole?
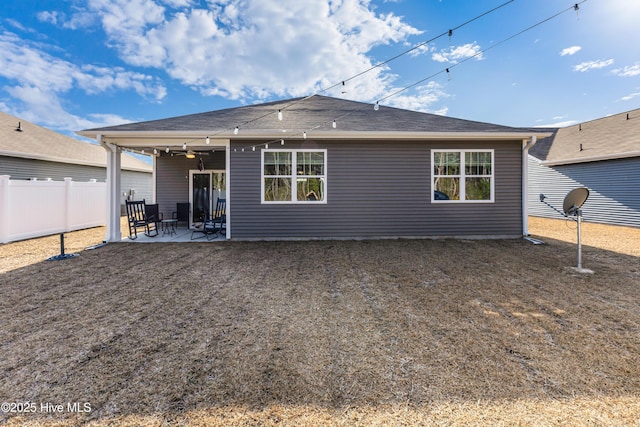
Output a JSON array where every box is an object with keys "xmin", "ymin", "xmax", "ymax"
[
  {"xmin": 576, "ymin": 209, "xmax": 582, "ymax": 270},
  {"xmin": 59, "ymin": 233, "xmax": 65, "ymax": 256}
]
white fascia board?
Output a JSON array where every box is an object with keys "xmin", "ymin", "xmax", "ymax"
[
  {"xmin": 77, "ymin": 129, "xmax": 231, "ymax": 141},
  {"xmin": 542, "ymin": 150, "xmax": 640, "ymax": 166},
  {"xmin": 77, "ymin": 129, "xmax": 552, "ymax": 144},
  {"xmin": 211, "ymin": 130, "xmax": 553, "ymax": 141}
]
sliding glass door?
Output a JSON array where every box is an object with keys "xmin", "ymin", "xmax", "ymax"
[{"xmin": 189, "ymin": 170, "xmax": 226, "ymax": 228}]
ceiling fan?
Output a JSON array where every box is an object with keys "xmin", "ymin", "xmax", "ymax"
[{"xmin": 172, "ymin": 149, "xmax": 211, "ymax": 158}]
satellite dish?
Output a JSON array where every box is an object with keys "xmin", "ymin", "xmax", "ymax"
[{"xmin": 563, "ymin": 187, "xmax": 589, "ymax": 216}]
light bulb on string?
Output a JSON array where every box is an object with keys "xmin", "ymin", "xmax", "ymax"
[
  {"xmin": 280, "ymin": 139, "xmax": 285, "ymax": 145},
  {"xmin": 374, "ymin": 101, "xmax": 379, "ymax": 111},
  {"xmin": 165, "ymin": 147, "xmax": 170, "ymax": 153},
  {"xmin": 277, "ymin": 110, "xmax": 283, "ymax": 121},
  {"xmin": 574, "ymin": 3, "xmax": 579, "ymax": 18},
  {"xmin": 265, "ymin": 143, "xmax": 269, "ymax": 149},
  {"xmin": 332, "ymin": 119, "xmax": 337, "ymax": 129},
  {"xmin": 205, "ymin": 136, "xmax": 210, "ymax": 145},
  {"xmin": 448, "ymin": 29, "xmax": 453, "ymax": 43},
  {"xmin": 234, "ymin": 126, "xmax": 239, "ymax": 135},
  {"xmin": 252, "ymin": 146, "xmax": 256, "ymax": 152},
  {"xmin": 303, "ymin": 131, "xmax": 307, "ymax": 139},
  {"xmin": 153, "ymin": 148, "xmax": 158, "ymax": 155},
  {"xmin": 446, "ymin": 68, "xmax": 451, "ymax": 81},
  {"xmin": 182, "ymin": 143, "xmax": 187, "ymax": 150}
]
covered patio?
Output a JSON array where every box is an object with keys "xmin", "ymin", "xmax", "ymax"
[
  {"xmin": 122, "ymin": 221, "xmax": 226, "ymax": 243},
  {"xmin": 76, "ymin": 132, "xmax": 231, "ymax": 243}
]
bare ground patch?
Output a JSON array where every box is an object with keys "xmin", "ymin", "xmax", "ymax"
[{"xmin": 0, "ymin": 219, "xmax": 639, "ymax": 425}]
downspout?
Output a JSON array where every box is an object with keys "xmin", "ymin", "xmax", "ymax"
[{"xmin": 522, "ymin": 136, "xmax": 537, "ymax": 236}]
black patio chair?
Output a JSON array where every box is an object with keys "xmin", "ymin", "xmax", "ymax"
[
  {"xmin": 191, "ymin": 198, "xmax": 225, "ymax": 240},
  {"xmin": 125, "ymin": 199, "xmax": 159, "ymax": 239},
  {"xmin": 173, "ymin": 202, "xmax": 190, "ymax": 228}
]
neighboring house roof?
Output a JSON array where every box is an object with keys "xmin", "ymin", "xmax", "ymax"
[
  {"xmin": 530, "ymin": 108, "xmax": 640, "ymax": 166},
  {"xmin": 0, "ymin": 111, "xmax": 152, "ymax": 173},
  {"xmin": 78, "ymin": 95, "xmax": 551, "ymax": 146}
]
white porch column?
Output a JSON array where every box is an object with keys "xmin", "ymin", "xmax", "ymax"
[
  {"xmin": 99, "ymin": 135, "xmax": 122, "ymax": 242},
  {"xmin": 522, "ymin": 136, "xmax": 537, "ymax": 236}
]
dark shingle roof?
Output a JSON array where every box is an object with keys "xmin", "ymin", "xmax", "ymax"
[{"xmin": 82, "ymin": 95, "xmax": 537, "ymax": 135}]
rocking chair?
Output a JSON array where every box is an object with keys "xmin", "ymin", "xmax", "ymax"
[
  {"xmin": 191, "ymin": 198, "xmax": 226, "ymax": 240},
  {"xmin": 125, "ymin": 199, "xmax": 159, "ymax": 239}
]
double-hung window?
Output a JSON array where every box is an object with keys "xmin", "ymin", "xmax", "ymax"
[
  {"xmin": 262, "ymin": 149, "xmax": 327, "ymax": 203},
  {"xmin": 431, "ymin": 149, "xmax": 494, "ymax": 202}
]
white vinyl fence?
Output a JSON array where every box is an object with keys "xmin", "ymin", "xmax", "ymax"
[{"xmin": 0, "ymin": 175, "xmax": 106, "ymax": 244}]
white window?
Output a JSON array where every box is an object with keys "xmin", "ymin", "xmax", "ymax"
[
  {"xmin": 432, "ymin": 149, "xmax": 494, "ymax": 202},
  {"xmin": 262, "ymin": 149, "xmax": 327, "ymax": 203}
]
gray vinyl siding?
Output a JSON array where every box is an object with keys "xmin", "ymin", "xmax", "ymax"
[
  {"xmin": 230, "ymin": 140, "xmax": 523, "ymax": 239},
  {"xmin": 528, "ymin": 155, "xmax": 640, "ymax": 228},
  {"xmin": 121, "ymin": 170, "xmax": 153, "ymax": 205},
  {"xmin": 0, "ymin": 156, "xmax": 107, "ymax": 181},
  {"xmin": 155, "ymin": 150, "xmax": 226, "ymax": 219}
]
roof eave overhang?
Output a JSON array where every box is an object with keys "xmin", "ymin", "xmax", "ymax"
[
  {"xmin": 77, "ymin": 130, "xmax": 552, "ymax": 146},
  {"xmin": 542, "ymin": 150, "xmax": 640, "ymax": 166},
  {"xmin": 0, "ymin": 149, "xmax": 152, "ymax": 173}
]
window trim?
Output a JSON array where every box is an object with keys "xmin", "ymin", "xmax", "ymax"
[
  {"xmin": 431, "ymin": 149, "xmax": 495, "ymax": 203},
  {"xmin": 261, "ymin": 148, "xmax": 328, "ymax": 204}
]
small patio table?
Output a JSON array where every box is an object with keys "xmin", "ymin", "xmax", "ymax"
[{"xmin": 161, "ymin": 218, "xmax": 178, "ymax": 236}]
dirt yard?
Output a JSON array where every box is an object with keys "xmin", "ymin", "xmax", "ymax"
[{"xmin": 0, "ymin": 217, "xmax": 639, "ymax": 426}]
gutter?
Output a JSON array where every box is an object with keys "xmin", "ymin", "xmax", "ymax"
[
  {"xmin": 78, "ymin": 130, "xmax": 553, "ymax": 142},
  {"xmin": 522, "ymin": 136, "xmax": 538, "ymax": 237},
  {"xmin": 541, "ymin": 150, "xmax": 640, "ymax": 166}
]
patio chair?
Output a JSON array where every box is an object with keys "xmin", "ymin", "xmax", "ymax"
[
  {"xmin": 173, "ymin": 202, "xmax": 190, "ymax": 228},
  {"xmin": 125, "ymin": 199, "xmax": 159, "ymax": 239},
  {"xmin": 145, "ymin": 203, "xmax": 162, "ymax": 230},
  {"xmin": 191, "ymin": 198, "xmax": 225, "ymax": 240}
]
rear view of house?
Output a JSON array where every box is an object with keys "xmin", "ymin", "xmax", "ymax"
[
  {"xmin": 79, "ymin": 95, "xmax": 551, "ymax": 241},
  {"xmin": 529, "ymin": 109, "xmax": 640, "ymax": 228}
]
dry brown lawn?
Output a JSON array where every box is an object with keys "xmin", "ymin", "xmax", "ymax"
[{"xmin": 0, "ymin": 217, "xmax": 639, "ymax": 426}]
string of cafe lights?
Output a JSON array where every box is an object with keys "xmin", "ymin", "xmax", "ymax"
[
  {"xmin": 144, "ymin": 0, "xmax": 587, "ymax": 157},
  {"xmin": 375, "ymin": 1, "xmax": 587, "ymax": 105},
  {"xmin": 228, "ymin": 0, "xmax": 588, "ymax": 153},
  {"xmin": 188, "ymin": 0, "xmax": 520, "ymax": 153}
]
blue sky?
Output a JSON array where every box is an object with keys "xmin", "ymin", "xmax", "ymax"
[{"xmin": 0, "ymin": 0, "xmax": 639, "ymax": 141}]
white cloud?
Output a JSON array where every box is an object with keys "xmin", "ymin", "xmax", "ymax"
[
  {"xmin": 384, "ymin": 81, "xmax": 449, "ymax": 113},
  {"xmin": 620, "ymin": 92, "xmax": 640, "ymax": 101},
  {"xmin": 573, "ymin": 59, "xmax": 614, "ymax": 72},
  {"xmin": 161, "ymin": 0, "xmax": 194, "ymax": 7},
  {"xmin": 2, "ymin": 84, "xmax": 131, "ymax": 130},
  {"xmin": 0, "ymin": 32, "xmax": 165, "ymax": 129},
  {"xmin": 36, "ymin": 11, "xmax": 59, "ymax": 25},
  {"xmin": 560, "ymin": 46, "xmax": 581, "ymax": 56},
  {"xmin": 67, "ymin": 0, "xmax": 422, "ymax": 102},
  {"xmin": 432, "ymin": 42, "xmax": 483, "ymax": 63},
  {"xmin": 536, "ymin": 120, "xmax": 578, "ymax": 128},
  {"xmin": 612, "ymin": 64, "xmax": 640, "ymax": 77}
]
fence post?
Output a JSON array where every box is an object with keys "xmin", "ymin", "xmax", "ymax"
[
  {"xmin": 0, "ymin": 175, "xmax": 9, "ymax": 244},
  {"xmin": 64, "ymin": 177, "xmax": 73, "ymax": 233}
]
